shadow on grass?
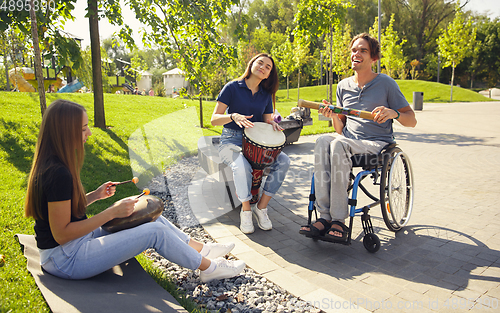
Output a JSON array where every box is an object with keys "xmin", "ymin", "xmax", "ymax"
[{"xmin": 0, "ymin": 118, "xmax": 38, "ymax": 175}]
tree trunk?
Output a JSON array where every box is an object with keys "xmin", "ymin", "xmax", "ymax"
[
  {"xmin": 297, "ymin": 70, "xmax": 300, "ymax": 101},
  {"xmin": 199, "ymin": 96, "xmax": 203, "ymax": 128},
  {"xmin": 29, "ymin": 0, "xmax": 46, "ymax": 116},
  {"xmin": 319, "ymin": 52, "xmax": 322, "ymax": 86},
  {"xmin": 450, "ymin": 62, "xmax": 455, "ymax": 102},
  {"xmin": 326, "ymin": 69, "xmax": 329, "ymax": 101},
  {"xmin": 329, "ymin": 27, "xmax": 333, "ymax": 104},
  {"xmin": 89, "ymin": 0, "xmax": 106, "ymax": 128},
  {"xmin": 4, "ymin": 58, "xmax": 9, "ymax": 91},
  {"xmin": 286, "ymin": 75, "xmax": 289, "ymax": 99}
]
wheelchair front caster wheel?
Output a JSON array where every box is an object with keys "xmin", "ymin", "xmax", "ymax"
[{"xmin": 363, "ymin": 233, "xmax": 380, "ymax": 253}]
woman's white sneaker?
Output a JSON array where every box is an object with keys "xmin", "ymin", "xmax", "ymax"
[
  {"xmin": 205, "ymin": 242, "xmax": 236, "ymax": 259},
  {"xmin": 199, "ymin": 258, "xmax": 246, "ymax": 282},
  {"xmin": 251, "ymin": 205, "xmax": 272, "ymax": 230},
  {"xmin": 240, "ymin": 210, "xmax": 255, "ymax": 234}
]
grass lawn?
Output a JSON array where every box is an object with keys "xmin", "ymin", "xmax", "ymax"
[
  {"xmin": 0, "ymin": 80, "xmax": 494, "ymax": 312},
  {"xmin": 276, "ymin": 80, "xmax": 493, "ymax": 105}
]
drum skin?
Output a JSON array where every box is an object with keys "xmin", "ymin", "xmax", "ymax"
[
  {"xmin": 243, "ymin": 122, "xmax": 286, "ymax": 170},
  {"xmin": 102, "ymin": 195, "xmax": 164, "ymax": 233}
]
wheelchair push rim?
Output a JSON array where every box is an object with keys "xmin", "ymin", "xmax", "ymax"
[{"xmin": 380, "ymin": 148, "xmax": 414, "ymax": 231}]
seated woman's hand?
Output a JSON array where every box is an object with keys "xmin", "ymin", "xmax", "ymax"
[
  {"xmin": 95, "ymin": 181, "xmax": 116, "ymax": 200},
  {"xmin": 232, "ymin": 113, "xmax": 254, "ymax": 128},
  {"xmin": 107, "ymin": 196, "xmax": 138, "ymax": 219},
  {"xmin": 267, "ymin": 119, "xmax": 284, "ymax": 131}
]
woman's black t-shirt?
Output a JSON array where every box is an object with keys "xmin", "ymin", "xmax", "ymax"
[{"xmin": 34, "ymin": 158, "xmax": 87, "ymax": 249}]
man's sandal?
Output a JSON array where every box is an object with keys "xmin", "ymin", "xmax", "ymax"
[
  {"xmin": 299, "ymin": 218, "xmax": 332, "ymax": 238},
  {"xmin": 324, "ymin": 221, "xmax": 349, "ymax": 243}
]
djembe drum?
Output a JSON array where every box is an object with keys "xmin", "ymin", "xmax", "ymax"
[
  {"xmin": 242, "ymin": 122, "xmax": 286, "ymax": 202},
  {"xmin": 102, "ymin": 195, "xmax": 163, "ymax": 233}
]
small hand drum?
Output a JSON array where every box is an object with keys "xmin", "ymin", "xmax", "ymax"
[
  {"xmin": 242, "ymin": 122, "xmax": 286, "ymax": 197},
  {"xmin": 102, "ymin": 195, "xmax": 163, "ymax": 233}
]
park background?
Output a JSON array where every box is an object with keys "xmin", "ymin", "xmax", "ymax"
[{"xmin": 1, "ymin": 0, "xmax": 500, "ymax": 312}]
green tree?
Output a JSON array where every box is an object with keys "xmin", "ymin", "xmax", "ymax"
[
  {"xmin": 294, "ymin": 0, "xmax": 350, "ymax": 103},
  {"xmin": 271, "ymin": 39, "xmax": 295, "ymax": 98},
  {"xmin": 468, "ymin": 17, "xmax": 500, "ymax": 89},
  {"xmin": 127, "ymin": 0, "xmax": 240, "ymax": 128},
  {"xmin": 380, "ymin": 14, "xmax": 407, "ymax": 79},
  {"xmin": 246, "ymin": 0, "xmax": 297, "ymax": 36},
  {"xmin": 437, "ymin": 7, "xmax": 476, "ymax": 101},
  {"xmin": 0, "ymin": 0, "xmax": 82, "ymax": 115},
  {"xmin": 381, "ymin": 0, "xmax": 466, "ymax": 63},
  {"xmin": 293, "ymin": 37, "xmax": 310, "ymax": 100},
  {"xmin": 331, "ymin": 23, "xmax": 352, "ymax": 81},
  {"xmin": 346, "ymin": 0, "xmax": 378, "ymax": 35},
  {"xmin": 481, "ymin": 18, "xmax": 500, "ymax": 88},
  {"xmin": 251, "ymin": 27, "xmax": 287, "ymax": 53}
]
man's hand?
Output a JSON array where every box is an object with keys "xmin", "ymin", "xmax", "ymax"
[{"xmin": 373, "ymin": 106, "xmax": 399, "ymax": 124}]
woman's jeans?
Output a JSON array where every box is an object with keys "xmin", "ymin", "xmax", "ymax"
[
  {"xmin": 218, "ymin": 127, "xmax": 290, "ymax": 203},
  {"xmin": 39, "ymin": 216, "xmax": 202, "ymax": 280}
]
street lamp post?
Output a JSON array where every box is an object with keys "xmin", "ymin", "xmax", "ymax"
[{"xmin": 377, "ymin": 0, "xmax": 381, "ymax": 74}]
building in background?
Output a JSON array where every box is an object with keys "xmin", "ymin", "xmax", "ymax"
[{"xmin": 163, "ymin": 68, "xmax": 189, "ymax": 96}]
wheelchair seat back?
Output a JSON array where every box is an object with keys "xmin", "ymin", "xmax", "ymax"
[{"xmin": 351, "ymin": 143, "xmax": 397, "ymax": 170}]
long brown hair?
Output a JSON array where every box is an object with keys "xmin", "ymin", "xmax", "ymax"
[
  {"xmin": 25, "ymin": 100, "xmax": 88, "ymax": 220},
  {"xmin": 238, "ymin": 53, "xmax": 280, "ymax": 109}
]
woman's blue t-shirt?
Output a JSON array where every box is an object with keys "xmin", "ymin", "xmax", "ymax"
[{"xmin": 216, "ymin": 80, "xmax": 274, "ymax": 130}]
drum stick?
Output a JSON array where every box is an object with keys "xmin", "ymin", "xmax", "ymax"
[
  {"xmin": 298, "ymin": 99, "xmax": 375, "ymax": 120},
  {"xmin": 113, "ymin": 177, "xmax": 139, "ymax": 186},
  {"xmin": 136, "ymin": 188, "xmax": 150, "ymax": 199}
]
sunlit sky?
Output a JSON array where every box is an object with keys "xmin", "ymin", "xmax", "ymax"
[{"xmin": 62, "ymin": 0, "xmax": 500, "ymax": 49}]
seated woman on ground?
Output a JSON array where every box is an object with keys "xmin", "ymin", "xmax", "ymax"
[{"xmin": 24, "ymin": 99, "xmax": 245, "ymax": 282}]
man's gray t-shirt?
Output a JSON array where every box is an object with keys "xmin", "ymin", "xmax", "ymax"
[{"xmin": 336, "ymin": 74, "xmax": 409, "ymax": 143}]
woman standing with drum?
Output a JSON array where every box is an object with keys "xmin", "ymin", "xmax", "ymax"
[
  {"xmin": 211, "ymin": 53, "xmax": 290, "ymax": 234},
  {"xmin": 24, "ymin": 99, "xmax": 245, "ymax": 281}
]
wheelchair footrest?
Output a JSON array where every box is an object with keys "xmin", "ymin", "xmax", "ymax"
[{"xmin": 308, "ymin": 235, "xmax": 351, "ymax": 246}]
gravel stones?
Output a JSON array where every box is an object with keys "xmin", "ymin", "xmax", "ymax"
[{"xmin": 144, "ymin": 156, "xmax": 321, "ymax": 313}]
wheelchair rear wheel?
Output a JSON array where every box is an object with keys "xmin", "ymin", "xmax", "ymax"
[{"xmin": 380, "ymin": 147, "xmax": 414, "ymax": 231}]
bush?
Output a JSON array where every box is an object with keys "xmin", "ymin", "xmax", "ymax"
[
  {"xmin": 154, "ymin": 82, "xmax": 165, "ymax": 97},
  {"xmin": 0, "ymin": 65, "xmax": 7, "ymax": 91}
]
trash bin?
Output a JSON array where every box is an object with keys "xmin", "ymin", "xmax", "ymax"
[{"xmin": 413, "ymin": 92, "xmax": 423, "ymax": 111}]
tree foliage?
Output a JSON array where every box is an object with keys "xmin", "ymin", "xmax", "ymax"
[
  {"xmin": 381, "ymin": 0, "xmax": 464, "ymax": 63},
  {"xmin": 294, "ymin": 0, "xmax": 350, "ymax": 102},
  {"xmin": 380, "ymin": 14, "xmax": 407, "ymax": 78},
  {"xmin": 293, "ymin": 37, "xmax": 310, "ymax": 100},
  {"xmin": 0, "ymin": 0, "xmax": 83, "ymax": 70},
  {"xmin": 126, "ymin": 0, "xmax": 240, "ymax": 127},
  {"xmin": 330, "ymin": 23, "xmax": 352, "ymax": 81},
  {"xmin": 437, "ymin": 7, "xmax": 476, "ymax": 101},
  {"xmin": 271, "ymin": 39, "xmax": 295, "ymax": 98}
]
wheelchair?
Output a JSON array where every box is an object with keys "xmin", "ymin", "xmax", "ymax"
[{"xmin": 305, "ymin": 144, "xmax": 414, "ymax": 253}]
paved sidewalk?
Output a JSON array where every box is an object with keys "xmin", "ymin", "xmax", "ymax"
[{"xmin": 189, "ymin": 101, "xmax": 500, "ymax": 313}]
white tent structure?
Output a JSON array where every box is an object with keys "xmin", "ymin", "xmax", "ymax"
[
  {"xmin": 137, "ymin": 71, "xmax": 153, "ymax": 94},
  {"xmin": 163, "ymin": 68, "xmax": 189, "ymax": 96}
]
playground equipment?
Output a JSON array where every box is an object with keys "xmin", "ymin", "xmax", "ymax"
[
  {"xmin": 8, "ymin": 68, "xmax": 36, "ymax": 92},
  {"xmin": 8, "ymin": 67, "xmax": 65, "ymax": 92},
  {"xmin": 57, "ymin": 79, "xmax": 84, "ymax": 93}
]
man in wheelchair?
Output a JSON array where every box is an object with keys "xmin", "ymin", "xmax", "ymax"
[{"xmin": 299, "ymin": 33, "xmax": 417, "ymax": 243}]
